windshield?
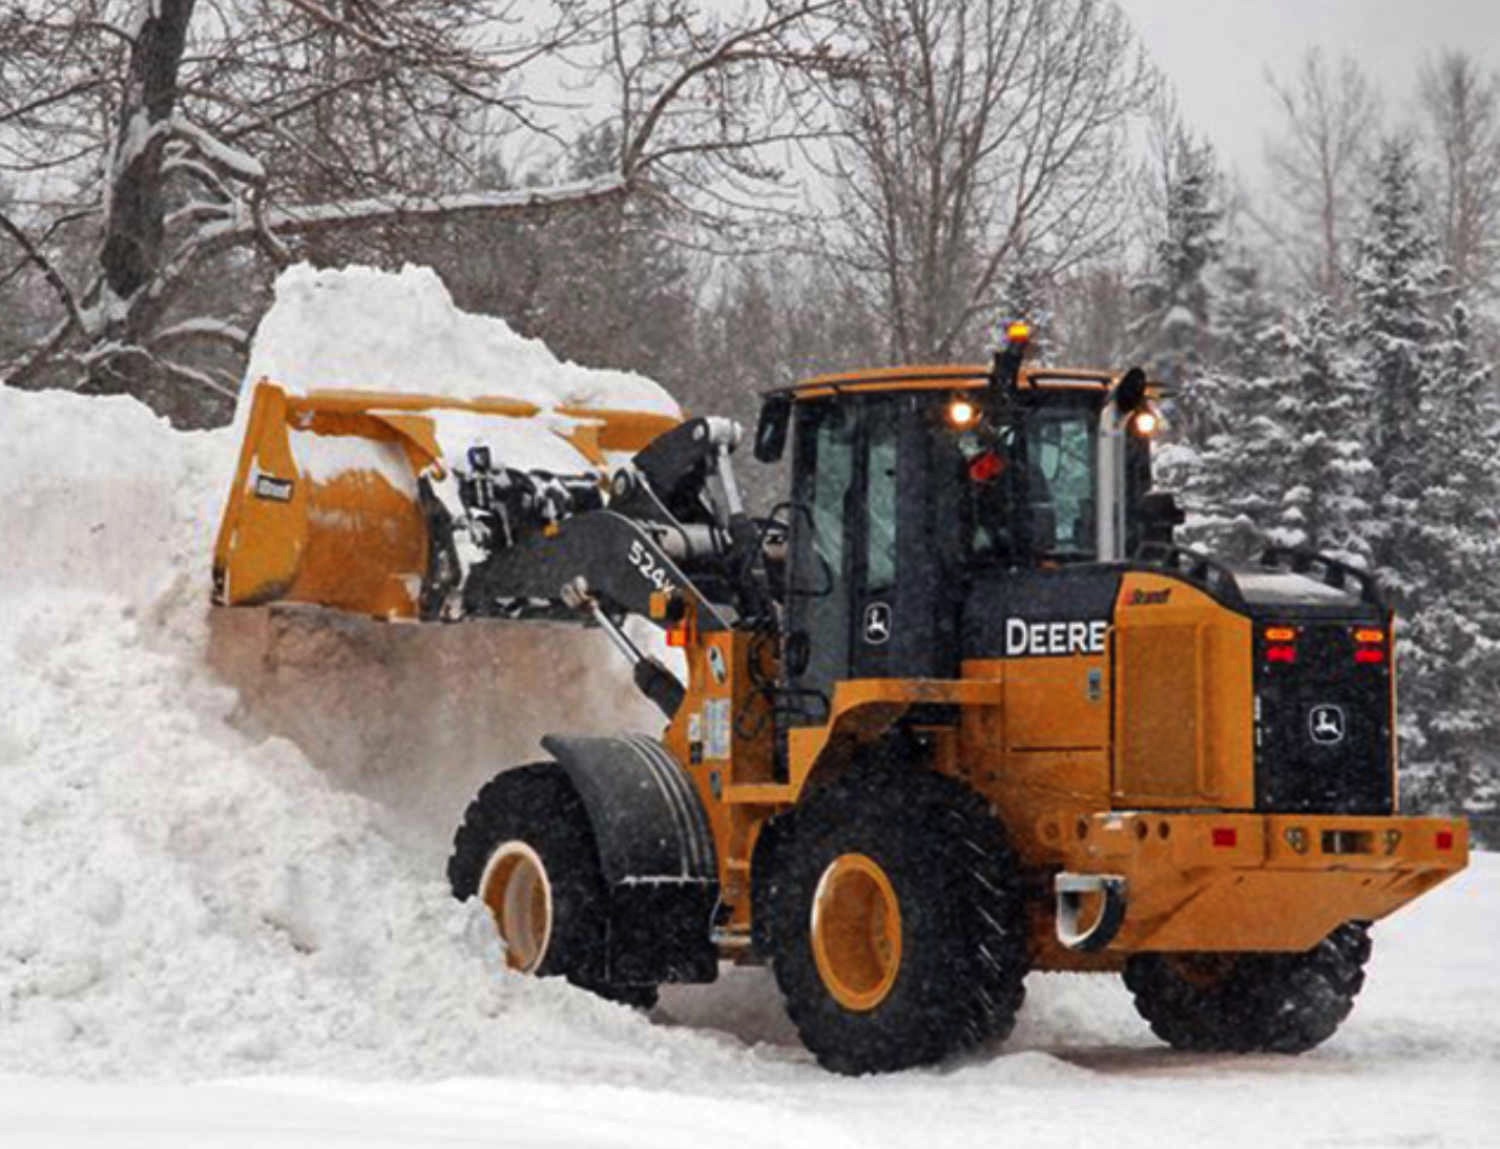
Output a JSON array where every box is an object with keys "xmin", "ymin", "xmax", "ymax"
[{"xmin": 950, "ymin": 398, "xmax": 1098, "ymax": 564}]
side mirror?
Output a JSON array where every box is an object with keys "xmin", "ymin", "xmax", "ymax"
[
  {"xmin": 753, "ymin": 394, "xmax": 791, "ymax": 463},
  {"xmin": 1115, "ymin": 367, "xmax": 1148, "ymax": 415},
  {"xmin": 1138, "ymin": 489, "xmax": 1185, "ymax": 545}
]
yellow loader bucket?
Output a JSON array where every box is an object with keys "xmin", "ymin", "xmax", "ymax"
[{"xmin": 212, "ymin": 379, "xmax": 678, "ymax": 620}]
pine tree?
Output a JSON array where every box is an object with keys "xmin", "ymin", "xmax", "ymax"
[
  {"xmin": 1269, "ymin": 295, "xmax": 1376, "ymax": 567},
  {"xmin": 1394, "ymin": 302, "xmax": 1500, "ymax": 834},
  {"xmin": 1132, "ymin": 131, "xmax": 1224, "ymax": 439},
  {"xmin": 1132, "ymin": 131, "xmax": 1224, "ymax": 506},
  {"xmin": 1348, "ymin": 136, "xmax": 1443, "ymax": 583},
  {"xmin": 1346, "ymin": 136, "xmax": 1500, "ymax": 841},
  {"xmin": 1181, "ymin": 256, "xmax": 1287, "ymax": 560}
]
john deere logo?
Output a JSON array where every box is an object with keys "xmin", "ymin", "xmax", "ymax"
[{"xmin": 1309, "ymin": 704, "xmax": 1347, "ymax": 746}]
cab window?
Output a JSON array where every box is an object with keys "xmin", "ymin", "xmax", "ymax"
[
  {"xmin": 1026, "ymin": 406, "xmax": 1096, "ymax": 559},
  {"xmin": 947, "ymin": 398, "xmax": 1098, "ymax": 564}
]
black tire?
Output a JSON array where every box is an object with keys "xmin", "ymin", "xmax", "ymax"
[
  {"xmin": 448, "ymin": 761, "xmax": 659, "ymax": 1010},
  {"xmin": 1123, "ymin": 922, "xmax": 1373, "ymax": 1053},
  {"xmin": 764, "ymin": 760, "xmax": 1029, "ymax": 1074}
]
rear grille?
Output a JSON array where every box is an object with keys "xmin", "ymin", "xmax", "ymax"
[{"xmin": 1254, "ymin": 623, "xmax": 1394, "ymax": 815}]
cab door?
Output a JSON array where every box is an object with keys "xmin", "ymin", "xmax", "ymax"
[
  {"xmin": 849, "ymin": 397, "xmax": 899, "ymax": 680},
  {"xmin": 783, "ymin": 398, "xmax": 857, "ymax": 728},
  {"xmin": 783, "ymin": 394, "xmax": 956, "ymax": 732}
]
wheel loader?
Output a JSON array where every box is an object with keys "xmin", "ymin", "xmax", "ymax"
[{"xmin": 213, "ymin": 323, "xmax": 1469, "ymax": 1073}]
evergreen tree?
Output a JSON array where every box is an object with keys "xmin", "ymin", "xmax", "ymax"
[
  {"xmin": 1269, "ymin": 295, "xmax": 1376, "ymax": 566},
  {"xmin": 1395, "ymin": 301, "xmax": 1500, "ymax": 833},
  {"xmin": 1181, "ymin": 256, "xmax": 1287, "ymax": 560},
  {"xmin": 1132, "ymin": 131, "xmax": 1224, "ymax": 441},
  {"xmin": 1132, "ymin": 131, "xmax": 1224, "ymax": 506},
  {"xmin": 1348, "ymin": 136, "xmax": 1443, "ymax": 583},
  {"xmin": 1345, "ymin": 136, "xmax": 1500, "ymax": 840}
]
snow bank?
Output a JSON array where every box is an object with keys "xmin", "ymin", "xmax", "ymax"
[
  {"xmin": 0, "ymin": 383, "xmax": 685, "ymax": 1079},
  {"xmin": 243, "ymin": 263, "xmax": 678, "ymax": 417},
  {"xmin": 0, "ymin": 272, "xmax": 698, "ymax": 1080}
]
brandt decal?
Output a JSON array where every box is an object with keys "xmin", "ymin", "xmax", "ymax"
[{"xmin": 253, "ymin": 474, "xmax": 295, "ymax": 502}]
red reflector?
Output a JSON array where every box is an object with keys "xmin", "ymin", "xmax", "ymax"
[
  {"xmin": 1212, "ymin": 827, "xmax": 1238, "ymax": 848},
  {"xmin": 1436, "ymin": 829, "xmax": 1455, "ymax": 851},
  {"xmin": 1266, "ymin": 644, "xmax": 1297, "ymax": 664},
  {"xmin": 1354, "ymin": 648, "xmax": 1385, "ymax": 664}
]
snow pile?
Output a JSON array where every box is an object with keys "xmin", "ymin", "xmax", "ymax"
[
  {"xmin": 0, "ymin": 271, "xmax": 704, "ymax": 1080},
  {"xmin": 243, "ymin": 263, "xmax": 678, "ymax": 416},
  {"xmin": 0, "ymin": 384, "xmax": 677, "ymax": 1079},
  {"xmin": 245, "ymin": 262, "xmax": 679, "ymax": 497}
]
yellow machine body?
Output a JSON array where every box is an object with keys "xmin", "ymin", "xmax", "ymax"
[
  {"xmin": 651, "ymin": 366, "xmax": 1467, "ymax": 968},
  {"xmin": 659, "ymin": 586, "xmax": 1466, "ymax": 972},
  {"xmin": 212, "ymin": 365, "xmax": 1468, "ymax": 978}
]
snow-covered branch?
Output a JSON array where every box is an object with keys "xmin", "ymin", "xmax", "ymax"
[{"xmin": 256, "ymin": 177, "xmax": 631, "ymax": 240}]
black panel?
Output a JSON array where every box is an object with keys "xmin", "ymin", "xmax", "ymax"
[
  {"xmin": 961, "ymin": 568, "xmax": 1123, "ymax": 660},
  {"xmin": 1254, "ymin": 625, "xmax": 1394, "ymax": 815}
]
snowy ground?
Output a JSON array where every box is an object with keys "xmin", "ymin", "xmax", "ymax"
[
  {"xmin": 1, "ymin": 270, "xmax": 1495, "ymax": 1146},
  {"xmin": 1, "ymin": 859, "xmax": 1496, "ymax": 1149}
]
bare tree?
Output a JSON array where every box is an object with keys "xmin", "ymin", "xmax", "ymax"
[
  {"xmin": 1261, "ymin": 49, "xmax": 1380, "ymax": 306},
  {"xmin": 1420, "ymin": 51, "xmax": 1500, "ymax": 304},
  {"xmin": 0, "ymin": 0, "xmax": 832, "ymax": 422},
  {"xmin": 812, "ymin": 0, "xmax": 1157, "ymax": 363}
]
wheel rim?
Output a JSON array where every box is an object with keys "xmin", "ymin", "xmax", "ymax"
[
  {"xmin": 810, "ymin": 852, "xmax": 903, "ymax": 1012},
  {"xmin": 480, "ymin": 840, "xmax": 553, "ymax": 973}
]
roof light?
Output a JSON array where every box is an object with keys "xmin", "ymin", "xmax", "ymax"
[
  {"xmin": 946, "ymin": 396, "xmax": 980, "ymax": 429},
  {"xmin": 1131, "ymin": 409, "xmax": 1159, "ymax": 437},
  {"xmin": 1005, "ymin": 320, "xmax": 1031, "ymax": 344}
]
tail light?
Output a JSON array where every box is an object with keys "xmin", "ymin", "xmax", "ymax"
[
  {"xmin": 1264, "ymin": 626, "xmax": 1297, "ymax": 664},
  {"xmin": 1354, "ymin": 627, "xmax": 1387, "ymax": 665}
]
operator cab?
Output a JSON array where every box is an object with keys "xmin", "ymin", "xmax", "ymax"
[{"xmin": 755, "ymin": 335, "xmax": 1169, "ymax": 734}]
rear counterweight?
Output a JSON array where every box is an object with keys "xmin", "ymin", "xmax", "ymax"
[{"xmin": 1254, "ymin": 622, "xmax": 1395, "ymax": 815}]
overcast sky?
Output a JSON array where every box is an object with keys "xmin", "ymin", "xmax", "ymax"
[{"xmin": 1115, "ymin": 0, "xmax": 1498, "ymax": 181}]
